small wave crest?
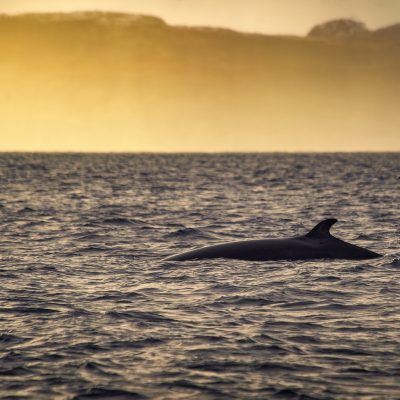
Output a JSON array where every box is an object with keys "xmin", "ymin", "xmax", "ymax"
[
  {"xmin": 164, "ymin": 227, "xmax": 216, "ymax": 240},
  {"xmin": 106, "ymin": 310, "xmax": 176, "ymax": 324}
]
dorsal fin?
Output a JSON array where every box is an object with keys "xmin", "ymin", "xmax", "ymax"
[{"xmin": 305, "ymin": 218, "xmax": 337, "ymax": 238}]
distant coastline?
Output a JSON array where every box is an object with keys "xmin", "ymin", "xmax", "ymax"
[
  {"xmin": 1, "ymin": 11, "xmax": 399, "ymax": 38},
  {"xmin": 1, "ymin": 12, "xmax": 399, "ymax": 152}
]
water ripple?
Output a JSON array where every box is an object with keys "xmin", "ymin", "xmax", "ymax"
[{"xmin": 0, "ymin": 153, "xmax": 398, "ymax": 399}]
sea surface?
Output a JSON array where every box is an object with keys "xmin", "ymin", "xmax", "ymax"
[{"xmin": 0, "ymin": 152, "xmax": 399, "ymax": 400}]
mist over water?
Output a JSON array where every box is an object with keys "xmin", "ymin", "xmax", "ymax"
[
  {"xmin": 1, "ymin": 13, "xmax": 400, "ymax": 152},
  {"xmin": 0, "ymin": 153, "xmax": 399, "ymax": 399}
]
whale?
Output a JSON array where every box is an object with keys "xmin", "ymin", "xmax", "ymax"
[{"xmin": 163, "ymin": 219, "xmax": 382, "ymax": 261}]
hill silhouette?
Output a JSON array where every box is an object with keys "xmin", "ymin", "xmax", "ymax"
[
  {"xmin": 308, "ymin": 19, "xmax": 369, "ymax": 37},
  {"xmin": 0, "ymin": 13, "xmax": 399, "ymax": 151},
  {"xmin": 372, "ymin": 23, "xmax": 400, "ymax": 42}
]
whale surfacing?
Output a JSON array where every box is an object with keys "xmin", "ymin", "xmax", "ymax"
[{"xmin": 163, "ymin": 219, "xmax": 382, "ymax": 262}]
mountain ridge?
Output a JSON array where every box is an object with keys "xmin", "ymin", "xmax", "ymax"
[
  {"xmin": 0, "ymin": 12, "xmax": 399, "ymax": 151},
  {"xmin": 1, "ymin": 12, "xmax": 399, "ymax": 40}
]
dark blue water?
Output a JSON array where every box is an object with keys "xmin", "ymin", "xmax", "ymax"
[{"xmin": 0, "ymin": 153, "xmax": 399, "ymax": 400}]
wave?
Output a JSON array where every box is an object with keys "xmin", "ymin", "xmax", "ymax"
[{"xmin": 164, "ymin": 227, "xmax": 216, "ymax": 240}]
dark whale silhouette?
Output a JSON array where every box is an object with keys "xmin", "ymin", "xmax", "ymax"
[{"xmin": 163, "ymin": 219, "xmax": 382, "ymax": 261}]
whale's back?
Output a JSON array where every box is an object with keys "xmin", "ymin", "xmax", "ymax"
[
  {"xmin": 163, "ymin": 219, "xmax": 382, "ymax": 262},
  {"xmin": 164, "ymin": 237, "xmax": 329, "ymax": 261}
]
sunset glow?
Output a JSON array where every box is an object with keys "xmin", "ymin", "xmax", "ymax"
[{"xmin": 1, "ymin": 1, "xmax": 399, "ymax": 151}]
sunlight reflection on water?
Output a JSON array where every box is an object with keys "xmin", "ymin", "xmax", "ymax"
[{"xmin": 0, "ymin": 153, "xmax": 399, "ymax": 399}]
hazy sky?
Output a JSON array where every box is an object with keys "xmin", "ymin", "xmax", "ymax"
[
  {"xmin": 1, "ymin": 0, "xmax": 399, "ymax": 151},
  {"xmin": 1, "ymin": 0, "xmax": 400, "ymax": 35}
]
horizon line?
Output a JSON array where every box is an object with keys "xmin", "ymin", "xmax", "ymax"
[{"xmin": 0, "ymin": 150, "xmax": 399, "ymax": 154}]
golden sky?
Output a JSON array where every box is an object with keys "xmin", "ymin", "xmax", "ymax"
[
  {"xmin": 1, "ymin": 1, "xmax": 399, "ymax": 152},
  {"xmin": 1, "ymin": 0, "xmax": 400, "ymax": 35}
]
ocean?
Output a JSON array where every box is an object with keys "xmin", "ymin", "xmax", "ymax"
[{"xmin": 0, "ymin": 152, "xmax": 399, "ymax": 399}]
